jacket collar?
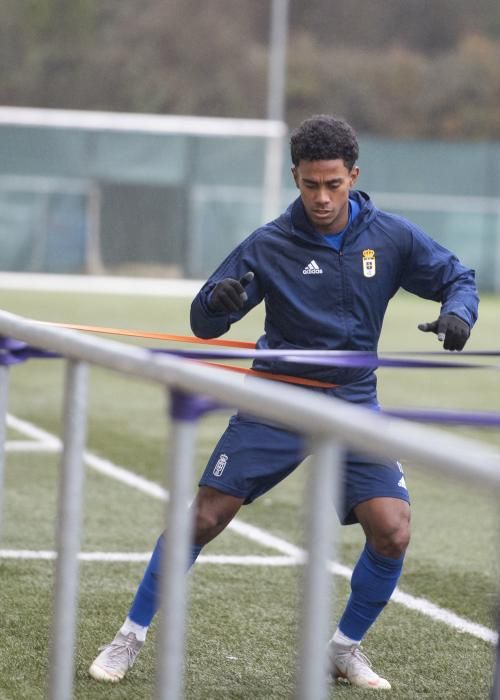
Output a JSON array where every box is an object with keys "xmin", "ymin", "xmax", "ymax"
[{"xmin": 280, "ymin": 190, "xmax": 373, "ymax": 244}]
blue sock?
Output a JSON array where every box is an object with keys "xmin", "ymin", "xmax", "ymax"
[
  {"xmin": 338, "ymin": 542, "xmax": 404, "ymax": 642},
  {"xmin": 128, "ymin": 534, "xmax": 202, "ymax": 626}
]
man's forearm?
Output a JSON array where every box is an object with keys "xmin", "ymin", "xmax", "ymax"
[{"xmin": 190, "ymin": 294, "xmax": 231, "ymax": 339}]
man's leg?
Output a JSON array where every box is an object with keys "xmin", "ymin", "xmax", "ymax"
[
  {"xmin": 89, "ymin": 486, "xmax": 244, "ymax": 682},
  {"xmin": 330, "ymin": 497, "xmax": 411, "ymax": 690},
  {"xmin": 127, "ymin": 486, "xmax": 244, "ymax": 629}
]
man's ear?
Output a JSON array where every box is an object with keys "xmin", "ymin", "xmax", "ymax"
[
  {"xmin": 350, "ymin": 166, "xmax": 360, "ymax": 187},
  {"xmin": 291, "ymin": 166, "xmax": 299, "ymax": 188}
]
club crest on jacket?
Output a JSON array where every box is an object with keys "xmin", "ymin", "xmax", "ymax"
[{"xmin": 362, "ymin": 249, "xmax": 376, "ymax": 278}]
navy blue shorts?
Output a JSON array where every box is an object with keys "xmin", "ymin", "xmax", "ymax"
[{"xmin": 199, "ymin": 412, "xmax": 410, "ymax": 525}]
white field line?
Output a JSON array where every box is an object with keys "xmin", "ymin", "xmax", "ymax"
[
  {"xmin": 227, "ymin": 521, "xmax": 498, "ymax": 645},
  {"xmin": 390, "ymin": 589, "xmax": 497, "ymax": 645},
  {"xmin": 0, "ymin": 272, "xmax": 203, "ymax": 297},
  {"xmin": 0, "ymin": 550, "xmax": 298, "ymax": 566},
  {"xmin": 6, "ymin": 413, "xmax": 168, "ymax": 500},
  {"xmin": 83, "ymin": 452, "xmax": 168, "ymax": 501},
  {"xmin": 7, "ymin": 414, "xmax": 61, "ymax": 450},
  {"xmin": 6, "ymin": 441, "xmax": 60, "ymax": 453},
  {"xmin": 5, "ymin": 414, "xmax": 497, "ymax": 646}
]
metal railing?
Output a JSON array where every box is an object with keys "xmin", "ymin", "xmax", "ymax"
[{"xmin": 0, "ymin": 308, "xmax": 499, "ymax": 699}]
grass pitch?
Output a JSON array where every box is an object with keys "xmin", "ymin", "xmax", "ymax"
[{"xmin": 0, "ymin": 288, "xmax": 498, "ymax": 699}]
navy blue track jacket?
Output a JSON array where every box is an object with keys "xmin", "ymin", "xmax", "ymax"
[{"xmin": 190, "ymin": 191, "xmax": 479, "ymax": 403}]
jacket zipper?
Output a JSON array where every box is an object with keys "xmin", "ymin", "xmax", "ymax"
[{"xmin": 338, "ymin": 250, "xmax": 351, "ymax": 344}]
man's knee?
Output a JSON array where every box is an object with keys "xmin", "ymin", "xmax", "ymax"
[
  {"xmin": 194, "ymin": 506, "xmax": 229, "ymax": 542},
  {"xmin": 374, "ymin": 522, "xmax": 411, "ymax": 559},
  {"xmin": 355, "ymin": 497, "xmax": 411, "ymax": 559},
  {"xmin": 193, "ymin": 486, "xmax": 244, "ymax": 545}
]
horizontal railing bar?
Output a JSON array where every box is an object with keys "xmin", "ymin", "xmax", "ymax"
[{"xmin": 0, "ymin": 309, "xmax": 499, "ymax": 487}]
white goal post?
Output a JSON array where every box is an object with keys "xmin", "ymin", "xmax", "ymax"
[{"xmin": 0, "ymin": 106, "xmax": 287, "ymax": 243}]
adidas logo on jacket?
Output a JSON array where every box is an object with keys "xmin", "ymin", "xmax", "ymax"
[{"xmin": 303, "ymin": 260, "xmax": 323, "ymax": 274}]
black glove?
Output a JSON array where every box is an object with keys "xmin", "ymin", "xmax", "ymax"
[
  {"xmin": 417, "ymin": 314, "xmax": 470, "ymax": 351},
  {"xmin": 208, "ymin": 271, "xmax": 255, "ymax": 313}
]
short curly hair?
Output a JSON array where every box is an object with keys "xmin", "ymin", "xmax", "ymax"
[{"xmin": 290, "ymin": 115, "xmax": 359, "ymax": 169}]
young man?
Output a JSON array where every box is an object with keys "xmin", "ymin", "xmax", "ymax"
[{"xmin": 89, "ymin": 115, "xmax": 478, "ymax": 689}]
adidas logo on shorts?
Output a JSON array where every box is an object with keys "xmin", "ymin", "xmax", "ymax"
[
  {"xmin": 397, "ymin": 461, "xmax": 407, "ymax": 490},
  {"xmin": 303, "ymin": 260, "xmax": 323, "ymax": 275}
]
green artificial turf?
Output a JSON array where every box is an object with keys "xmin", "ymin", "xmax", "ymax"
[{"xmin": 0, "ymin": 288, "xmax": 498, "ymax": 699}]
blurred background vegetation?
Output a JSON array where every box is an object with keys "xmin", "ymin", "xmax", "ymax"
[{"xmin": 1, "ymin": 0, "xmax": 500, "ymax": 138}]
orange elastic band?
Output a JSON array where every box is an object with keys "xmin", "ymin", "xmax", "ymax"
[
  {"xmin": 197, "ymin": 362, "xmax": 337, "ymax": 389},
  {"xmin": 38, "ymin": 320, "xmax": 337, "ymax": 389},
  {"xmin": 37, "ymin": 321, "xmax": 256, "ymax": 348}
]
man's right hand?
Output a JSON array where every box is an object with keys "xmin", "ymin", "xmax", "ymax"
[{"xmin": 208, "ymin": 271, "xmax": 255, "ymax": 313}]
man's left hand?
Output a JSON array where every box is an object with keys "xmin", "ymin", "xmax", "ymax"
[{"xmin": 417, "ymin": 314, "xmax": 470, "ymax": 351}]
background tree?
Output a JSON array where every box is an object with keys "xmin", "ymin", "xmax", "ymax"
[{"xmin": 1, "ymin": 0, "xmax": 499, "ymax": 138}]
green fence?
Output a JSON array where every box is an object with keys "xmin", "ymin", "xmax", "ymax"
[{"xmin": 0, "ymin": 108, "xmax": 499, "ymax": 290}]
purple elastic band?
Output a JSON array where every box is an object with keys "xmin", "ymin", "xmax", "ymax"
[
  {"xmin": 0, "ymin": 337, "xmax": 493, "ymax": 371},
  {"xmin": 385, "ymin": 350, "xmax": 500, "ymax": 357},
  {"xmin": 0, "ymin": 338, "xmax": 60, "ymax": 366},
  {"xmin": 0, "ymin": 338, "xmax": 28, "ymax": 351},
  {"xmin": 384, "ymin": 409, "xmax": 500, "ymax": 428},
  {"xmin": 170, "ymin": 391, "xmax": 222, "ymax": 420},
  {"xmin": 1, "ymin": 338, "xmax": 499, "ymax": 428},
  {"xmin": 149, "ymin": 348, "xmax": 485, "ymax": 370}
]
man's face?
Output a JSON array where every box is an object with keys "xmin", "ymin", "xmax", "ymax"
[{"xmin": 292, "ymin": 159, "xmax": 359, "ymax": 234}]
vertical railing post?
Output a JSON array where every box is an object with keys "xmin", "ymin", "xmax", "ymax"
[
  {"xmin": 296, "ymin": 437, "xmax": 342, "ymax": 700},
  {"xmin": 157, "ymin": 391, "xmax": 218, "ymax": 700},
  {"xmin": 493, "ymin": 638, "xmax": 500, "ymax": 699},
  {"xmin": 0, "ymin": 364, "xmax": 10, "ymax": 538},
  {"xmin": 493, "ymin": 561, "xmax": 500, "ymax": 699},
  {"xmin": 48, "ymin": 360, "xmax": 89, "ymax": 700}
]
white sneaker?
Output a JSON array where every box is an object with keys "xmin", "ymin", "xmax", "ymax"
[
  {"xmin": 89, "ymin": 630, "xmax": 144, "ymax": 682},
  {"xmin": 329, "ymin": 641, "xmax": 391, "ymax": 690}
]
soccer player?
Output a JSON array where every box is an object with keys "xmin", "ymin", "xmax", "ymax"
[{"xmin": 89, "ymin": 115, "xmax": 478, "ymax": 689}]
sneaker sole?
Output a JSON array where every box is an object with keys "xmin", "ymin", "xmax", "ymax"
[
  {"xmin": 334, "ymin": 665, "xmax": 391, "ymax": 690},
  {"xmin": 353, "ymin": 678, "xmax": 391, "ymax": 690},
  {"xmin": 88, "ymin": 662, "xmax": 124, "ymax": 683},
  {"xmin": 336, "ymin": 676, "xmax": 391, "ymax": 690}
]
